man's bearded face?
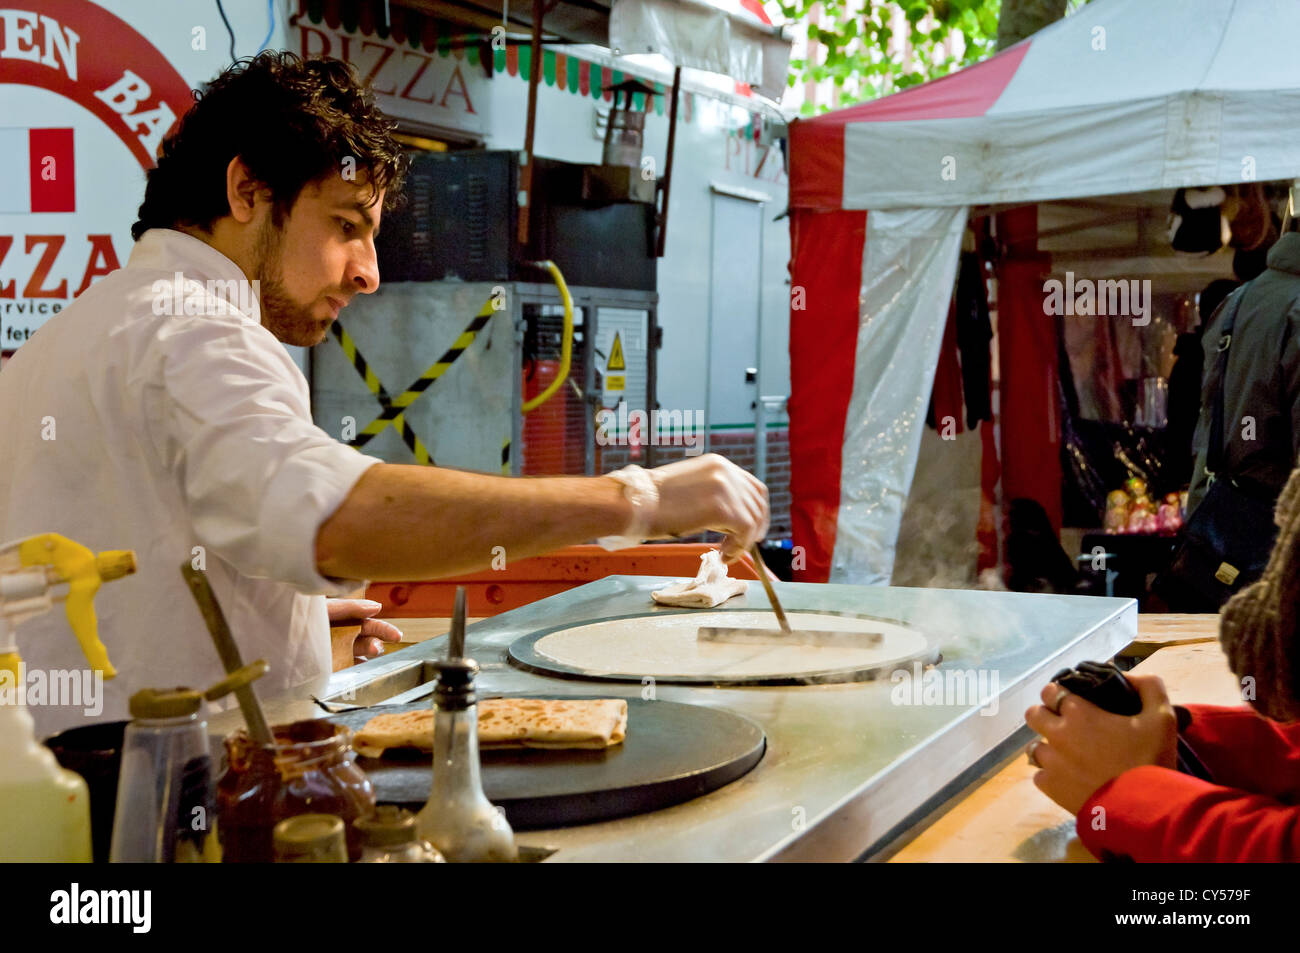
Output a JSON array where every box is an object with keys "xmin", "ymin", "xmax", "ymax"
[
  {"xmin": 252, "ymin": 213, "xmax": 324, "ymax": 346},
  {"xmin": 250, "ymin": 176, "xmax": 385, "ymax": 347}
]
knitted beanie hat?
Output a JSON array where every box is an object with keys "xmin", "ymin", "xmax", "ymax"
[{"xmin": 1219, "ymin": 463, "xmax": 1300, "ymax": 722}]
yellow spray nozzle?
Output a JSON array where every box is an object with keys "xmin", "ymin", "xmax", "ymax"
[
  {"xmin": 17, "ymin": 533, "xmax": 134, "ymax": 681},
  {"xmin": 95, "ymin": 551, "xmax": 137, "ymax": 583}
]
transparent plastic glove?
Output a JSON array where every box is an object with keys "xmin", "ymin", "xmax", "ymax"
[{"xmin": 599, "ymin": 454, "xmax": 769, "ymax": 563}]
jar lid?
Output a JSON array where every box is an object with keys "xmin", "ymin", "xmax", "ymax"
[
  {"xmin": 273, "ymin": 814, "xmax": 347, "ymax": 862},
  {"xmin": 128, "ymin": 687, "xmax": 202, "ymax": 719},
  {"xmin": 355, "ymin": 805, "xmax": 418, "ymax": 848}
]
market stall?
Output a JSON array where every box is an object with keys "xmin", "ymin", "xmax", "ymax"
[
  {"xmin": 786, "ymin": 0, "xmax": 1300, "ymax": 586},
  {"xmin": 5, "ymin": 0, "xmax": 1278, "ymax": 876}
]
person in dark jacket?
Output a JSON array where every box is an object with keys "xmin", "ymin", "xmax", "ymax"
[
  {"xmin": 1165, "ymin": 279, "xmax": 1240, "ymax": 488},
  {"xmin": 1187, "ymin": 232, "xmax": 1300, "ymax": 515}
]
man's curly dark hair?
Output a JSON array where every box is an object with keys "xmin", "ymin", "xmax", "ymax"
[{"xmin": 132, "ymin": 52, "xmax": 407, "ymax": 241}]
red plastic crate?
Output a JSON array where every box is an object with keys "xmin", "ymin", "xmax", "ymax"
[{"xmin": 367, "ymin": 543, "xmax": 760, "ymax": 617}]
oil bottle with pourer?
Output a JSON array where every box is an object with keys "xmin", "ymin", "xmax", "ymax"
[{"xmin": 415, "ymin": 586, "xmax": 517, "ymax": 862}]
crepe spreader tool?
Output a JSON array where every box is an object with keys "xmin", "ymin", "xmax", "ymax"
[{"xmin": 696, "ymin": 544, "xmax": 884, "ymax": 648}]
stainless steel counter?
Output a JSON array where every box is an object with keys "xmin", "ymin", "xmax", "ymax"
[{"xmin": 212, "ymin": 578, "xmax": 1137, "ymax": 862}]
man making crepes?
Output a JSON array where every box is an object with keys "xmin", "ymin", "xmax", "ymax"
[{"xmin": 0, "ymin": 52, "xmax": 768, "ymax": 739}]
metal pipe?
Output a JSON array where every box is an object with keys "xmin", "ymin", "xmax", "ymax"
[
  {"xmin": 755, "ymin": 395, "xmax": 787, "ymax": 484},
  {"xmin": 645, "ymin": 300, "xmax": 658, "ymax": 468},
  {"xmin": 516, "ymin": 0, "xmax": 545, "ymax": 247},
  {"xmin": 655, "ymin": 66, "xmax": 682, "ymax": 258}
]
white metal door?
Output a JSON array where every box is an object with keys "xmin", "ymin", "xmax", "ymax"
[{"xmin": 707, "ymin": 192, "xmax": 763, "ymax": 444}]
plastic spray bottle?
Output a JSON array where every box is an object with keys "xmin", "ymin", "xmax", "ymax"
[{"xmin": 0, "ymin": 533, "xmax": 136, "ymax": 861}]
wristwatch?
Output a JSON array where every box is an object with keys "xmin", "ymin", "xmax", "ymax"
[{"xmin": 597, "ymin": 465, "xmax": 659, "ymax": 551}]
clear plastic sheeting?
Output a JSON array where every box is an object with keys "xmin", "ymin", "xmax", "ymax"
[
  {"xmin": 609, "ymin": 0, "xmax": 791, "ymax": 95},
  {"xmin": 831, "ymin": 206, "xmax": 968, "ymax": 585}
]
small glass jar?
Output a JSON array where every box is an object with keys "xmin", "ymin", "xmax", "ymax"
[
  {"xmin": 217, "ymin": 719, "xmax": 374, "ymax": 863},
  {"xmin": 356, "ymin": 806, "xmax": 445, "ymax": 863},
  {"xmin": 110, "ymin": 706, "xmax": 215, "ymax": 863},
  {"xmin": 273, "ymin": 814, "xmax": 349, "ymax": 863}
]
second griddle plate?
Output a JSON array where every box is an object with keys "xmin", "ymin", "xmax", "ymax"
[{"xmin": 327, "ymin": 695, "xmax": 766, "ymax": 831}]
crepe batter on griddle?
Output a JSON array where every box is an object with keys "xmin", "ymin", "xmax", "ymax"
[{"xmin": 534, "ymin": 611, "xmax": 929, "ymax": 679}]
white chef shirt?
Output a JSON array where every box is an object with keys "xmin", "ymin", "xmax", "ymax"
[{"xmin": 0, "ymin": 228, "xmax": 382, "ymax": 738}]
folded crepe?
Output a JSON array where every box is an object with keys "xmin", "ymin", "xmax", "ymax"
[
  {"xmin": 651, "ymin": 549, "xmax": 748, "ymax": 608},
  {"xmin": 354, "ymin": 698, "xmax": 628, "ymax": 756}
]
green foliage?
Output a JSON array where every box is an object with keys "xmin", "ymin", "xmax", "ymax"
[{"xmin": 777, "ymin": 0, "xmax": 1003, "ymax": 111}]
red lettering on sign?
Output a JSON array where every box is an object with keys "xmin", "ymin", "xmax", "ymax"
[
  {"xmin": 440, "ymin": 63, "xmax": 475, "ymax": 113},
  {"xmin": 296, "ymin": 25, "xmax": 478, "ymax": 117},
  {"xmin": 74, "ymin": 234, "xmax": 119, "ymax": 297},
  {"xmin": 721, "ymin": 135, "xmax": 787, "ymax": 183},
  {"xmin": 23, "ymin": 235, "xmax": 67, "ymax": 298},
  {"xmin": 399, "ymin": 50, "xmax": 436, "ymax": 103},
  {"xmin": 724, "ymin": 134, "xmax": 744, "ymax": 173},
  {"xmin": 0, "ymin": 236, "xmax": 14, "ymax": 297},
  {"xmin": 300, "ymin": 25, "xmax": 330, "ymax": 58},
  {"xmin": 359, "ymin": 40, "xmax": 397, "ymax": 95}
]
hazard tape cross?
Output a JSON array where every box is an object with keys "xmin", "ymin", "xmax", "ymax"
[{"xmin": 330, "ymin": 297, "xmax": 497, "ymax": 465}]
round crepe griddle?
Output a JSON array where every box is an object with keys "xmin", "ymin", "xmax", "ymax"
[
  {"xmin": 508, "ymin": 610, "xmax": 938, "ymax": 686},
  {"xmin": 328, "ymin": 696, "xmax": 765, "ymax": 830}
]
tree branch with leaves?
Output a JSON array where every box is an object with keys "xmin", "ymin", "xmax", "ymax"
[
  {"xmin": 779, "ymin": 0, "xmax": 1002, "ymax": 114},
  {"xmin": 780, "ymin": 0, "xmax": 1088, "ymax": 115}
]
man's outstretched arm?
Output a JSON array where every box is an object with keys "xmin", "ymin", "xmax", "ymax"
[{"xmin": 315, "ymin": 454, "xmax": 769, "ymax": 581}]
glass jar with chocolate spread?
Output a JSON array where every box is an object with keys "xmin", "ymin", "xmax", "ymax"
[{"xmin": 217, "ymin": 719, "xmax": 374, "ymax": 863}]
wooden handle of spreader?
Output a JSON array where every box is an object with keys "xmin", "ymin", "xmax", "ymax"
[{"xmin": 749, "ymin": 544, "xmax": 792, "ymax": 634}]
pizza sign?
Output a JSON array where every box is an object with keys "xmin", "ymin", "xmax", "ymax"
[
  {"xmin": 295, "ymin": 8, "xmax": 486, "ymax": 135},
  {"xmin": 0, "ymin": 0, "xmax": 193, "ymax": 349}
]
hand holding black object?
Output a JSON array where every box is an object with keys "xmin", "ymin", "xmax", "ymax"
[
  {"xmin": 1048, "ymin": 660, "xmax": 1213, "ymax": 781},
  {"xmin": 1025, "ymin": 672, "xmax": 1179, "ymax": 819},
  {"xmin": 1051, "ymin": 660, "xmax": 1142, "ymax": 716}
]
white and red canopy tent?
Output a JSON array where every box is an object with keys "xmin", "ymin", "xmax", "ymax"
[{"xmin": 786, "ymin": 0, "xmax": 1300, "ymax": 584}]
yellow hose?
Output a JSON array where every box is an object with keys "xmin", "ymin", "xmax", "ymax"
[{"xmin": 521, "ymin": 260, "xmax": 573, "ymax": 413}]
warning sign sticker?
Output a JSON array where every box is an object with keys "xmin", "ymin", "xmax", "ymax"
[{"xmin": 606, "ymin": 332, "xmax": 626, "ymax": 371}]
